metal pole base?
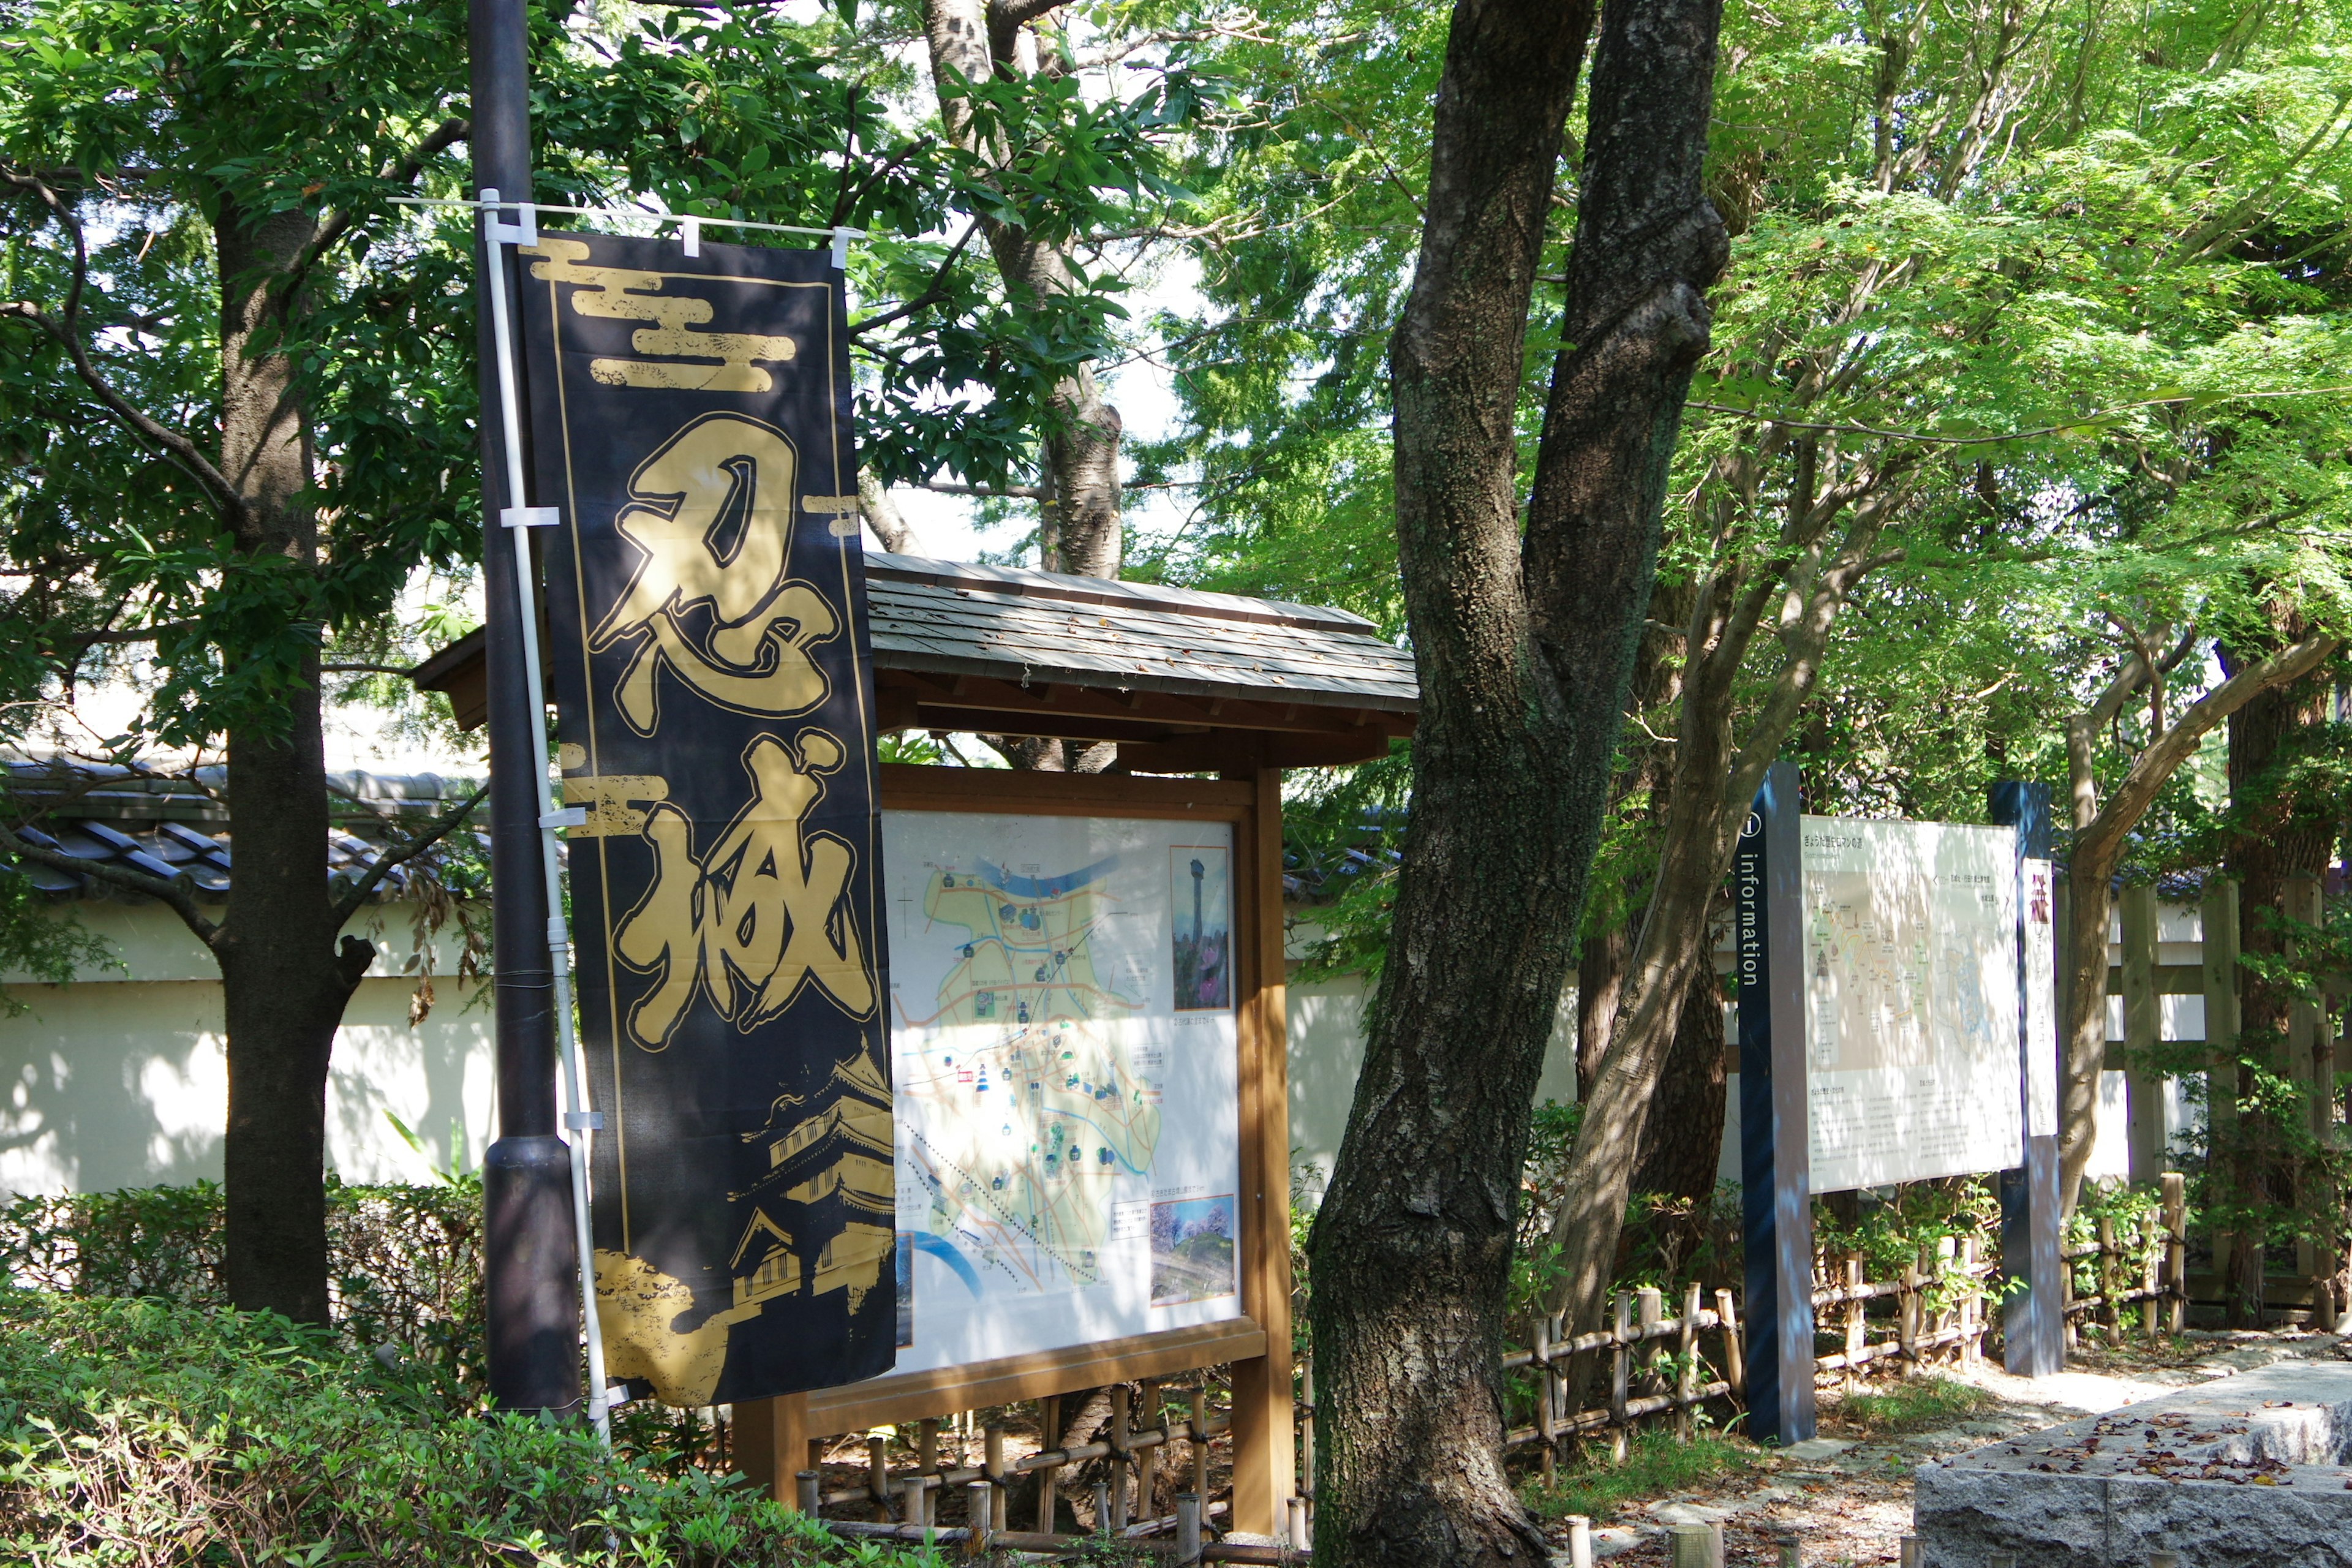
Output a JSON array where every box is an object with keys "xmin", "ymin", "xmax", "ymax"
[{"xmin": 484, "ymin": 1133, "xmax": 584, "ymax": 1416}]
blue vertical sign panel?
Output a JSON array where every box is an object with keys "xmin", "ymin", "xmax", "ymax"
[{"xmin": 1738, "ymin": 760, "xmax": 1815, "ymax": 1445}]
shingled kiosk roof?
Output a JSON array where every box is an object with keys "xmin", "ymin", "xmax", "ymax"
[{"xmin": 409, "ymin": 551, "xmax": 1419, "ymax": 772}]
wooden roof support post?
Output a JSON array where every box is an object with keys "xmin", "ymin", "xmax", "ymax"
[
  {"xmin": 735, "ymin": 1391, "xmax": 812, "ymax": 1507},
  {"xmin": 1227, "ymin": 764, "xmax": 1297, "ymax": 1536}
]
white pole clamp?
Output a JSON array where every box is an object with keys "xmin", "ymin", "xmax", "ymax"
[
  {"xmin": 565, "ymin": 1110, "xmax": 605, "ymax": 1131},
  {"xmin": 540, "ymin": 805, "xmax": 587, "ymax": 829},
  {"xmin": 480, "ymin": 187, "xmax": 539, "ymax": 247},
  {"xmin": 503, "ymin": 506, "xmax": 561, "ymax": 529}
]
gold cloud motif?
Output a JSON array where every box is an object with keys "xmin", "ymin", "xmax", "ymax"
[{"xmin": 524, "ymin": 237, "xmax": 797, "ymax": 393}]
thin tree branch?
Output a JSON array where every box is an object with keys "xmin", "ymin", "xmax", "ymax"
[
  {"xmin": 0, "ymin": 820, "xmax": 221, "ymax": 947},
  {"xmin": 1, "ymin": 172, "xmax": 247, "ymax": 523},
  {"xmin": 848, "ymin": 219, "xmax": 982, "ymax": 339},
  {"xmin": 285, "ymin": 116, "xmax": 470, "ymax": 297},
  {"xmin": 330, "ymin": 785, "xmax": 488, "ymax": 927},
  {"xmin": 917, "ymin": 477, "xmax": 1047, "ymax": 499},
  {"xmin": 1688, "ymin": 385, "xmax": 2352, "ymax": 448}
]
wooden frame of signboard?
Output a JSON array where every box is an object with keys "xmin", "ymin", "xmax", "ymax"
[{"xmin": 733, "ymin": 761, "xmax": 1297, "ymax": 1535}]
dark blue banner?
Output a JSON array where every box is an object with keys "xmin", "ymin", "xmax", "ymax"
[{"xmin": 517, "ymin": 230, "xmax": 892, "ymax": 1404}]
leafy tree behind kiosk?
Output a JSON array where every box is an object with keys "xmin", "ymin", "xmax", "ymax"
[{"xmin": 0, "ymin": 0, "xmax": 1172, "ymax": 1320}]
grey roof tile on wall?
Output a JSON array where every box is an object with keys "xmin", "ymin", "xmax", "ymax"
[{"xmin": 2, "ymin": 762, "xmax": 484, "ymax": 905}]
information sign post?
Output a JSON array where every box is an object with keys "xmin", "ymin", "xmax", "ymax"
[
  {"xmin": 1992, "ymin": 782, "xmax": 2064, "ymax": 1377},
  {"xmin": 1737, "ymin": 760, "xmax": 1814, "ymax": 1446}
]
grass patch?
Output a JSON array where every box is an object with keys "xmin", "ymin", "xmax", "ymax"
[
  {"xmin": 1520, "ymin": 1428, "xmax": 1763, "ymax": 1525},
  {"xmin": 1833, "ymin": 1374, "xmax": 1996, "ymax": 1434}
]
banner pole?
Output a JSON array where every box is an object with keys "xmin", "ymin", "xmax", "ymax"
[
  {"xmin": 479, "ymin": 192, "xmax": 613, "ymax": 1441},
  {"xmin": 470, "ymin": 0, "xmax": 582, "ymax": 1422}
]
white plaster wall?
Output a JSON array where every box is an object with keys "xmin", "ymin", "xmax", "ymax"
[
  {"xmin": 1283, "ymin": 962, "xmax": 1580, "ymax": 1197},
  {"xmin": 1, "ymin": 902, "xmax": 492, "ymax": 1196}
]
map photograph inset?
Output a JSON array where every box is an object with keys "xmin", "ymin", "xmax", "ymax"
[
  {"xmin": 1150, "ymin": 1194, "xmax": 1236, "ymax": 1306},
  {"xmin": 1170, "ymin": 847, "xmax": 1231, "ymax": 1011}
]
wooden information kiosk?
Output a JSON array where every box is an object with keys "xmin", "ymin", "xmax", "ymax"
[{"xmin": 416, "ymin": 550, "xmax": 1417, "ymax": 1538}]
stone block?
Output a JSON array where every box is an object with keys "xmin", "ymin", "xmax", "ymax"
[{"xmin": 1913, "ymin": 1362, "xmax": 2352, "ymax": 1566}]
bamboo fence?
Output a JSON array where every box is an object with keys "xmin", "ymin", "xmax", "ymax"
[{"xmin": 795, "ymin": 1176, "xmax": 2192, "ymax": 1559}]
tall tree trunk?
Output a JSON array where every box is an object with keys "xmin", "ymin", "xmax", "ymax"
[
  {"xmin": 2217, "ymin": 614, "xmax": 2334, "ymax": 1323},
  {"xmin": 1540, "ymin": 463, "xmax": 1910, "ymax": 1336},
  {"xmin": 1309, "ymin": 0, "xmax": 1726, "ymax": 1561},
  {"xmin": 2056, "ymin": 630, "xmax": 2340, "ymax": 1212},
  {"xmin": 921, "ymin": 0, "xmax": 1125, "ymax": 582},
  {"xmin": 213, "ymin": 201, "xmax": 374, "ymax": 1321},
  {"xmin": 1629, "ymin": 959, "xmax": 1728, "ymax": 1218}
]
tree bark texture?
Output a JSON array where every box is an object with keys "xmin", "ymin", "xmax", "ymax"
[
  {"xmin": 2057, "ymin": 630, "xmax": 2341, "ymax": 1212},
  {"xmin": 921, "ymin": 0, "xmax": 1124, "ymax": 581},
  {"xmin": 1629, "ymin": 960, "xmax": 1728, "ymax": 1216},
  {"xmin": 1308, "ymin": 1, "xmax": 1725, "ymax": 1562},
  {"xmin": 213, "ymin": 201, "xmax": 375, "ymax": 1321},
  {"xmin": 2218, "ymin": 617, "xmax": 2335, "ymax": 1322}
]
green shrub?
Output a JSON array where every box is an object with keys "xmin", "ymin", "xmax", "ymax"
[
  {"xmin": 0, "ymin": 1177, "xmax": 485, "ymax": 1389},
  {"xmin": 0, "ymin": 1291, "xmax": 941, "ymax": 1567},
  {"xmin": 1833, "ymin": 1374, "xmax": 1995, "ymax": 1434}
]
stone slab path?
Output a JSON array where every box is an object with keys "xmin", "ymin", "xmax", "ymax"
[{"xmin": 1546, "ymin": 1330, "xmax": 2352, "ymax": 1566}]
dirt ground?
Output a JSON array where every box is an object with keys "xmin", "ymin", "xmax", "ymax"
[{"xmin": 1555, "ymin": 1328, "xmax": 2352, "ymax": 1566}]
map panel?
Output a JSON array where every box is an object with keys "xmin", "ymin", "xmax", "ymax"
[
  {"xmin": 1801, "ymin": 816, "xmax": 2022, "ymax": 1193},
  {"xmin": 879, "ymin": 810, "xmax": 1242, "ymax": 1374}
]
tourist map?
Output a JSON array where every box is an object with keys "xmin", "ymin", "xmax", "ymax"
[{"xmin": 881, "ymin": 810, "xmax": 1243, "ymax": 1374}]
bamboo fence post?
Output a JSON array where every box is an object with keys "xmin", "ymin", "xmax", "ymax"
[
  {"xmin": 796, "ymin": 1470, "xmax": 821, "ymax": 1517},
  {"xmin": 1536, "ymin": 1312, "xmax": 1559, "ymax": 1480},
  {"xmin": 1137, "ymin": 1379, "xmax": 1161, "ymax": 1523},
  {"xmin": 2098, "ymin": 1216, "xmax": 2120, "ymax": 1336},
  {"xmin": 1108, "ymin": 1386, "xmax": 1133, "ymax": 1531},
  {"xmin": 918, "ymin": 1418, "xmax": 939, "ymax": 1479},
  {"xmin": 1610, "ymin": 1291, "xmax": 1632, "ymax": 1464},
  {"xmin": 1091, "ymin": 1481, "xmax": 1111, "ymax": 1536},
  {"xmin": 1638, "ymin": 1286, "xmax": 1664, "ymax": 1444},
  {"xmin": 2141, "ymin": 1212, "xmax": 2162, "ymax": 1345},
  {"xmin": 1934, "ymin": 1236, "xmax": 1956, "ymax": 1366},
  {"xmin": 1771, "ymin": 1530, "xmax": 1803, "ymax": 1567},
  {"xmin": 984, "ymin": 1420, "xmax": 1008, "ymax": 1530},
  {"xmin": 1189, "ymin": 1384, "xmax": 1212, "ymax": 1502},
  {"xmin": 1286, "ymin": 1495, "xmax": 1310, "ymax": 1550},
  {"xmin": 1176, "ymin": 1493, "xmax": 1203, "ymax": 1566},
  {"xmin": 963, "ymin": 1480, "xmax": 992, "ymax": 1561},
  {"xmin": 1842, "ymin": 1254, "xmax": 1864, "ymax": 1392},
  {"xmin": 900, "ymin": 1475, "xmax": 929, "ymax": 1529},
  {"xmin": 2063, "ymin": 1219, "xmax": 2080, "ymax": 1351},
  {"xmin": 2162, "ymin": 1172, "xmax": 2188, "ymax": 1333},
  {"xmin": 1564, "ymin": 1515, "xmax": 1594, "ymax": 1568},
  {"xmin": 1037, "ymin": 1394, "xmax": 1061, "ymax": 1533},
  {"xmin": 1899, "ymin": 1257, "xmax": 1919, "ymax": 1371},
  {"xmin": 1715, "ymin": 1288, "xmax": 1745, "ymax": 1397},
  {"xmin": 867, "ymin": 1433, "xmax": 891, "ymax": 1515},
  {"xmin": 1961, "ymin": 1237, "xmax": 1983, "ymax": 1363},
  {"xmin": 1897, "ymin": 1536, "xmax": 1922, "ymax": 1568},
  {"xmin": 1670, "ymin": 1521, "xmax": 1724, "ymax": 1568},
  {"xmin": 1677, "ymin": 1281, "xmax": 1702, "ymax": 1441}
]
